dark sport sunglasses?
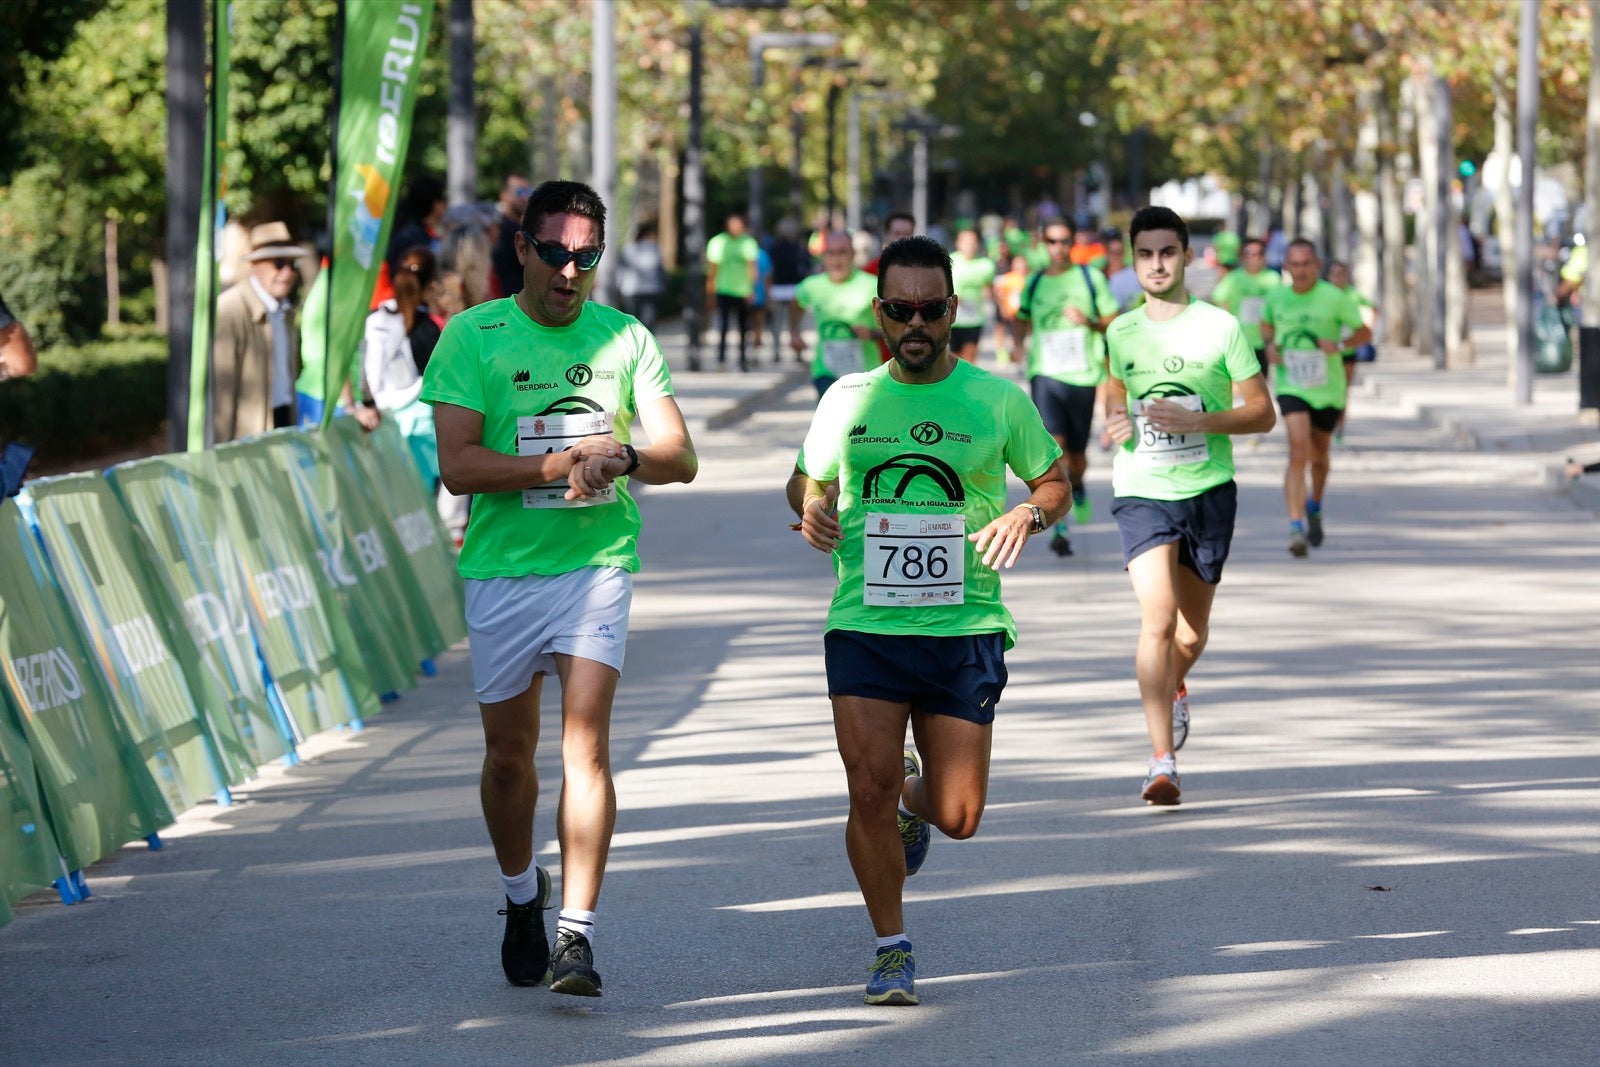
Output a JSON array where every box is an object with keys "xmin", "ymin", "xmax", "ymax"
[
  {"xmin": 521, "ymin": 231, "xmax": 605, "ymax": 271},
  {"xmin": 878, "ymin": 297, "xmax": 952, "ymax": 323}
]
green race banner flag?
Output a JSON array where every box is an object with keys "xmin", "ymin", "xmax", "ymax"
[
  {"xmin": 0, "ymin": 499, "xmax": 171, "ymax": 874},
  {"xmin": 323, "ymin": 0, "xmax": 436, "ymax": 427},
  {"xmin": 327, "ymin": 415, "xmax": 464, "ymax": 653},
  {"xmin": 212, "ymin": 439, "xmax": 379, "ymax": 736},
  {"xmin": 260, "ymin": 431, "xmax": 422, "ymax": 695},
  {"xmin": 26, "ymin": 475, "xmax": 238, "ymax": 813},
  {"xmin": 106, "ymin": 454, "xmax": 289, "ymax": 768},
  {"xmin": 0, "ymin": 683, "xmax": 70, "ymax": 919},
  {"xmin": 187, "ymin": 0, "xmax": 234, "ymax": 452}
]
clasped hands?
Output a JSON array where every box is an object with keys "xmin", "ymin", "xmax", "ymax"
[{"xmin": 564, "ymin": 436, "xmax": 629, "ymax": 501}]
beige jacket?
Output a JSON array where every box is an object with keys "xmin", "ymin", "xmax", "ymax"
[{"xmin": 211, "ymin": 279, "xmax": 299, "ymax": 444}]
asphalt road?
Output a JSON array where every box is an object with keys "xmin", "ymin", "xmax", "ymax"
[{"xmin": 2, "ymin": 370, "xmax": 1597, "ymax": 1066}]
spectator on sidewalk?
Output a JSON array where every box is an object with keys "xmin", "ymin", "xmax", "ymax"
[
  {"xmin": 491, "ymin": 174, "xmax": 532, "ymax": 298},
  {"xmin": 615, "ymin": 221, "xmax": 666, "ymax": 333},
  {"xmin": 706, "ymin": 212, "xmax": 760, "ymax": 371},
  {"xmin": 362, "ymin": 246, "xmax": 442, "ymax": 486},
  {"xmin": 212, "ymin": 222, "xmax": 310, "ymax": 443},
  {"xmin": 767, "ymin": 218, "xmax": 811, "ymax": 362}
]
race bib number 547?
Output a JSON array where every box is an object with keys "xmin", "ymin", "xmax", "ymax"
[{"xmin": 863, "ymin": 512, "xmax": 965, "ymax": 607}]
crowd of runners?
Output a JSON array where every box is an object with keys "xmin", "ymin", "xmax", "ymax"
[{"xmin": 420, "ymin": 180, "xmax": 1380, "ymax": 1008}]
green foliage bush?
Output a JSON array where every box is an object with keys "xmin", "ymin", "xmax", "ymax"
[
  {"xmin": 0, "ymin": 161, "xmax": 105, "ymax": 347},
  {"xmin": 1, "ymin": 335, "xmax": 166, "ymax": 464}
]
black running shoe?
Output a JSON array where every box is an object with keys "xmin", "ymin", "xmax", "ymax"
[
  {"xmin": 1049, "ymin": 531, "xmax": 1073, "ymax": 557},
  {"xmin": 1306, "ymin": 511, "xmax": 1324, "ymax": 548},
  {"xmin": 549, "ymin": 929, "xmax": 603, "ymax": 997},
  {"xmin": 498, "ymin": 867, "xmax": 552, "ymax": 986}
]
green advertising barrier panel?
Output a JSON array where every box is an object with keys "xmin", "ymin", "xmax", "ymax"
[
  {"xmin": 25, "ymin": 475, "xmax": 238, "ymax": 812},
  {"xmin": 106, "ymin": 453, "xmax": 289, "ymax": 769},
  {"xmin": 0, "ymin": 684, "xmax": 70, "ymax": 919},
  {"xmin": 212, "ymin": 439, "xmax": 380, "ymax": 736},
  {"xmin": 327, "ymin": 415, "xmax": 465, "ymax": 652},
  {"xmin": 260, "ymin": 430, "xmax": 423, "ymax": 696},
  {"xmin": 0, "ymin": 499, "xmax": 172, "ymax": 873}
]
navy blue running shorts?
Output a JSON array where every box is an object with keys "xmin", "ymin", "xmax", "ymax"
[
  {"xmin": 1029, "ymin": 376, "xmax": 1097, "ymax": 454},
  {"xmin": 1277, "ymin": 393, "xmax": 1342, "ymax": 433},
  {"xmin": 824, "ymin": 630, "xmax": 1007, "ymax": 725},
  {"xmin": 1111, "ymin": 480, "xmax": 1238, "ymax": 585}
]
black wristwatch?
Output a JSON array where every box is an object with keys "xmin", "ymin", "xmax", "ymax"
[
  {"xmin": 1020, "ymin": 503, "xmax": 1046, "ymax": 533},
  {"xmin": 620, "ymin": 443, "xmax": 641, "ymax": 476}
]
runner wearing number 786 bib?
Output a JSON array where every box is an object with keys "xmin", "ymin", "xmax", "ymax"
[
  {"xmin": 1103, "ymin": 207, "xmax": 1275, "ymax": 806},
  {"xmin": 787, "ymin": 235, "xmax": 1068, "ymax": 1006}
]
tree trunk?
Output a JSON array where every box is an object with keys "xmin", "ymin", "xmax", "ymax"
[
  {"xmin": 152, "ymin": 257, "xmax": 169, "ymax": 334},
  {"xmin": 1414, "ymin": 72, "xmax": 1441, "ymax": 362},
  {"xmin": 1283, "ymin": 157, "xmax": 1303, "ymax": 241},
  {"xmin": 1378, "ymin": 84, "xmax": 1412, "ymax": 347},
  {"xmin": 1253, "ymin": 132, "xmax": 1273, "ymax": 236},
  {"xmin": 105, "ymin": 214, "xmax": 121, "ymax": 326},
  {"xmin": 1431, "ymin": 72, "xmax": 1466, "ymax": 367},
  {"xmin": 446, "ymin": 0, "xmax": 476, "ymax": 206},
  {"xmin": 1301, "ymin": 154, "xmax": 1325, "ymax": 257},
  {"xmin": 1331, "ymin": 148, "xmax": 1353, "ymax": 266},
  {"xmin": 658, "ymin": 142, "xmax": 679, "ymax": 272},
  {"xmin": 1582, "ymin": 0, "xmax": 1600, "ymax": 412},
  {"xmin": 1494, "ymin": 48, "xmax": 1519, "ymax": 383},
  {"xmin": 1354, "ymin": 89, "xmax": 1382, "ymax": 309}
]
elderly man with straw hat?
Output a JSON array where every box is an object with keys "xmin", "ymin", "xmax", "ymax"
[{"xmin": 211, "ymin": 221, "xmax": 311, "ymax": 444}]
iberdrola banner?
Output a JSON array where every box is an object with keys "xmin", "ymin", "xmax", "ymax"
[
  {"xmin": 187, "ymin": 0, "xmax": 233, "ymax": 452},
  {"xmin": 324, "ymin": 0, "xmax": 436, "ymax": 426}
]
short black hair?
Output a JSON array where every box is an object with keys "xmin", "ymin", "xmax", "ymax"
[
  {"xmin": 399, "ymin": 175, "xmax": 445, "ymax": 220},
  {"xmin": 1129, "ymin": 206, "xmax": 1189, "ymax": 250},
  {"xmin": 1286, "ymin": 236, "xmax": 1319, "ymax": 259},
  {"xmin": 885, "ymin": 210, "xmax": 916, "ymax": 233},
  {"xmin": 521, "ymin": 180, "xmax": 607, "ymax": 242},
  {"xmin": 1043, "ymin": 217, "xmax": 1076, "ymax": 238},
  {"xmin": 875, "ymin": 235, "xmax": 953, "ymax": 297}
]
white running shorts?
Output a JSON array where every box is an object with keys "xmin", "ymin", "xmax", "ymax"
[{"xmin": 464, "ymin": 566, "xmax": 633, "ymax": 703}]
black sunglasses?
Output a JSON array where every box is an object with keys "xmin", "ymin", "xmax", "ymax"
[
  {"xmin": 521, "ymin": 231, "xmax": 604, "ymax": 271},
  {"xmin": 879, "ymin": 298, "xmax": 952, "ymax": 323}
]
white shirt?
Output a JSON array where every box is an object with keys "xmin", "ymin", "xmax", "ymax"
[{"xmin": 249, "ymin": 275, "xmax": 294, "ymax": 409}]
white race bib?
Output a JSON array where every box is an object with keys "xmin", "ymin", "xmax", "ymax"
[
  {"xmin": 1039, "ymin": 330, "xmax": 1088, "ymax": 376},
  {"xmin": 821, "ymin": 337, "xmax": 862, "ymax": 378},
  {"xmin": 1239, "ymin": 297, "xmax": 1265, "ymax": 325},
  {"xmin": 1283, "ymin": 348, "xmax": 1328, "ymax": 389},
  {"xmin": 1130, "ymin": 394, "xmax": 1209, "ymax": 467},
  {"xmin": 863, "ymin": 512, "xmax": 965, "ymax": 607},
  {"xmin": 517, "ymin": 411, "xmax": 617, "ymax": 508}
]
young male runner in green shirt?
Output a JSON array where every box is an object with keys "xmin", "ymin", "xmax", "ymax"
[
  {"xmin": 1207, "ymin": 236, "xmax": 1281, "ymax": 375},
  {"xmin": 788, "ymin": 236, "xmax": 1067, "ymax": 1005},
  {"xmin": 1014, "ymin": 218, "xmax": 1119, "ymax": 557},
  {"xmin": 424, "ymin": 180, "xmax": 699, "ymax": 998},
  {"xmin": 1104, "ymin": 206, "xmax": 1275, "ymax": 805},
  {"xmin": 1259, "ymin": 239, "xmax": 1369, "ymax": 557}
]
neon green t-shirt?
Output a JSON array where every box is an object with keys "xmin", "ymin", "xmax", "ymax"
[
  {"xmin": 296, "ymin": 266, "xmax": 331, "ymax": 400},
  {"xmin": 1106, "ymin": 298, "xmax": 1260, "ymax": 501},
  {"xmin": 1261, "ymin": 279, "xmax": 1364, "ymax": 408},
  {"xmin": 706, "ymin": 232, "xmax": 760, "ymax": 298},
  {"xmin": 1208, "ymin": 267, "xmax": 1281, "ymax": 350},
  {"xmin": 795, "ymin": 270, "xmax": 878, "ymax": 381},
  {"xmin": 1017, "ymin": 267, "xmax": 1118, "ymax": 386},
  {"xmin": 419, "ymin": 297, "xmax": 674, "ymax": 579},
  {"xmin": 951, "ymin": 253, "xmax": 997, "ymax": 327},
  {"xmin": 796, "ymin": 361, "xmax": 1061, "ymax": 648}
]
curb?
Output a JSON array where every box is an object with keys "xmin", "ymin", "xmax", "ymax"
[{"xmin": 703, "ymin": 368, "xmax": 810, "ymax": 430}]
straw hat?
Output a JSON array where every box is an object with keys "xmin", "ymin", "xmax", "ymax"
[{"xmin": 243, "ymin": 221, "xmax": 311, "ymax": 262}]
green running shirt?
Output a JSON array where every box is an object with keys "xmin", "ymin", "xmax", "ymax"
[
  {"xmin": 420, "ymin": 297, "xmax": 674, "ymax": 578},
  {"xmin": 1106, "ymin": 298, "xmax": 1260, "ymax": 501},
  {"xmin": 951, "ymin": 253, "xmax": 997, "ymax": 328},
  {"xmin": 1017, "ymin": 268, "xmax": 1118, "ymax": 386},
  {"xmin": 794, "ymin": 270, "xmax": 878, "ymax": 380},
  {"xmin": 706, "ymin": 232, "xmax": 761, "ymax": 298},
  {"xmin": 796, "ymin": 361, "xmax": 1061, "ymax": 648},
  {"xmin": 1207, "ymin": 267, "xmax": 1282, "ymax": 350},
  {"xmin": 1261, "ymin": 280, "xmax": 1364, "ymax": 408}
]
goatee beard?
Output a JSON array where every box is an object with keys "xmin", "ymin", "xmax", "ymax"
[{"xmin": 890, "ymin": 333, "xmax": 945, "ymax": 373}]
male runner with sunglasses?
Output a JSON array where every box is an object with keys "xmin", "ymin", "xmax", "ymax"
[
  {"xmin": 1014, "ymin": 218, "xmax": 1119, "ymax": 557},
  {"xmin": 788, "ymin": 236, "xmax": 1067, "ymax": 1005},
  {"xmin": 423, "ymin": 180, "xmax": 699, "ymax": 998},
  {"xmin": 1103, "ymin": 206, "xmax": 1274, "ymax": 805}
]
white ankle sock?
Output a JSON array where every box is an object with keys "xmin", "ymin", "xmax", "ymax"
[
  {"xmin": 500, "ymin": 864, "xmax": 542, "ymax": 906},
  {"xmin": 876, "ymin": 932, "xmax": 909, "ymax": 951},
  {"xmin": 558, "ymin": 908, "xmax": 597, "ymax": 948}
]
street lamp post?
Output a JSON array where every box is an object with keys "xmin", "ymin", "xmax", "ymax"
[
  {"xmin": 747, "ymin": 31, "xmax": 837, "ymax": 235},
  {"xmin": 897, "ymin": 113, "xmax": 960, "ymax": 232}
]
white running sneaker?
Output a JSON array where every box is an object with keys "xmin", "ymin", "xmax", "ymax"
[
  {"xmin": 1172, "ymin": 686, "xmax": 1190, "ymax": 751},
  {"xmin": 1141, "ymin": 753, "xmax": 1180, "ymax": 806}
]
